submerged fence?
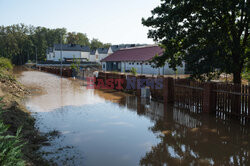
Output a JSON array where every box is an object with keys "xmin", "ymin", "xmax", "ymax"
[
  {"xmin": 173, "ymin": 79, "xmax": 250, "ymax": 119},
  {"xmin": 36, "ymin": 68, "xmax": 250, "ymax": 120},
  {"xmin": 95, "ymin": 72, "xmax": 250, "ymax": 120},
  {"xmin": 38, "ymin": 66, "xmax": 73, "ymax": 77}
]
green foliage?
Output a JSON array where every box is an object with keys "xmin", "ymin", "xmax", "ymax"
[
  {"xmin": 90, "ymin": 38, "xmax": 104, "ymax": 50},
  {"xmin": 242, "ymin": 58, "xmax": 250, "ymax": 82},
  {"xmin": 90, "ymin": 39, "xmax": 110, "ymax": 50},
  {"xmin": 142, "ymin": 0, "xmax": 249, "ymax": 83},
  {"xmin": 130, "ymin": 67, "xmax": 137, "ymax": 75},
  {"xmin": 0, "ymin": 24, "xmax": 67, "ymax": 65},
  {"xmin": 66, "ymin": 32, "xmax": 90, "ymax": 46},
  {"xmin": 0, "ymin": 24, "xmax": 111, "ymax": 65},
  {"xmin": 0, "ymin": 99, "xmax": 26, "ymax": 166},
  {"xmin": 242, "ymin": 71, "xmax": 250, "ymax": 82},
  {"xmin": 0, "ymin": 57, "xmax": 13, "ymax": 71},
  {"xmin": 70, "ymin": 56, "xmax": 81, "ymax": 73}
]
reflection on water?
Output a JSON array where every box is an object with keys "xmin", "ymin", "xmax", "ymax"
[{"xmin": 18, "ymin": 70, "xmax": 250, "ymax": 166}]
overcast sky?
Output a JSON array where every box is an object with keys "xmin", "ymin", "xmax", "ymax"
[{"xmin": 0, "ymin": 0, "xmax": 161, "ymax": 44}]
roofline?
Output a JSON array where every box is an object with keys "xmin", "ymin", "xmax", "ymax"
[
  {"xmin": 119, "ymin": 44, "xmax": 158, "ymax": 51},
  {"xmin": 54, "ymin": 49, "xmax": 90, "ymax": 52}
]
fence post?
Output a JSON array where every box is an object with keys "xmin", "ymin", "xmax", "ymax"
[
  {"xmin": 119, "ymin": 73, "xmax": 126, "ymax": 91},
  {"xmin": 136, "ymin": 75, "xmax": 145, "ymax": 97},
  {"xmin": 163, "ymin": 77, "xmax": 174, "ymax": 104},
  {"xmin": 248, "ymin": 86, "xmax": 250, "ymax": 116},
  {"xmin": 203, "ymin": 82, "xmax": 216, "ymax": 114}
]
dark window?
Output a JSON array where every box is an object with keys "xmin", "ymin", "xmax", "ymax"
[
  {"xmin": 140, "ymin": 63, "xmax": 142, "ymax": 65},
  {"xmin": 103, "ymin": 64, "xmax": 105, "ymax": 68},
  {"xmin": 137, "ymin": 63, "xmax": 139, "ymax": 65},
  {"xmin": 145, "ymin": 63, "xmax": 148, "ymax": 65}
]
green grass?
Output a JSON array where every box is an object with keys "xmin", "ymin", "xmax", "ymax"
[{"xmin": 0, "ymin": 98, "xmax": 26, "ymax": 166}]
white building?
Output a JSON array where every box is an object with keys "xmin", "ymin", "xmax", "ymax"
[
  {"xmin": 89, "ymin": 50, "xmax": 96, "ymax": 62},
  {"xmin": 101, "ymin": 45, "xmax": 186, "ymax": 75},
  {"xmin": 46, "ymin": 44, "xmax": 148, "ymax": 63},
  {"xmin": 46, "ymin": 44, "xmax": 91, "ymax": 62},
  {"xmin": 95, "ymin": 48, "xmax": 109, "ymax": 63},
  {"xmin": 93, "ymin": 44, "xmax": 144, "ymax": 64}
]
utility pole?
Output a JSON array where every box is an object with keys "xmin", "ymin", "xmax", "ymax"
[
  {"xmin": 27, "ymin": 51, "xmax": 29, "ymax": 63},
  {"xmin": 60, "ymin": 34, "xmax": 63, "ymax": 76},
  {"xmin": 35, "ymin": 46, "xmax": 38, "ymax": 66}
]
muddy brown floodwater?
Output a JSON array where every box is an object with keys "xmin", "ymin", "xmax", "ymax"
[{"xmin": 17, "ymin": 69, "xmax": 250, "ymax": 166}]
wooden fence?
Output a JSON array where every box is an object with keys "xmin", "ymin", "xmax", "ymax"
[
  {"xmin": 38, "ymin": 67, "xmax": 73, "ymax": 77},
  {"xmin": 173, "ymin": 79, "xmax": 249, "ymax": 119},
  {"xmin": 214, "ymin": 84, "xmax": 249, "ymax": 119},
  {"xmin": 174, "ymin": 79, "xmax": 205, "ymax": 113},
  {"xmin": 95, "ymin": 72, "xmax": 250, "ymax": 120}
]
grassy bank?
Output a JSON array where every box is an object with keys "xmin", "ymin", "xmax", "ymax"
[{"xmin": 0, "ymin": 58, "xmax": 49, "ymax": 165}]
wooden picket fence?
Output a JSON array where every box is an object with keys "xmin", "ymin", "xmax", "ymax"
[
  {"xmin": 173, "ymin": 78, "xmax": 250, "ymax": 120},
  {"xmin": 174, "ymin": 79, "xmax": 205, "ymax": 113},
  {"xmin": 214, "ymin": 84, "xmax": 249, "ymax": 119},
  {"xmin": 95, "ymin": 72, "xmax": 250, "ymax": 120}
]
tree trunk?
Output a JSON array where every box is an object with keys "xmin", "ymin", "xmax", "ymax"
[
  {"xmin": 232, "ymin": 51, "xmax": 242, "ymax": 84},
  {"xmin": 233, "ymin": 71, "xmax": 241, "ymax": 84}
]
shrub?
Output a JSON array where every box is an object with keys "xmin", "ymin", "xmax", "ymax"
[
  {"xmin": 130, "ymin": 67, "xmax": 137, "ymax": 75},
  {"xmin": 242, "ymin": 70, "xmax": 250, "ymax": 82},
  {"xmin": 0, "ymin": 57, "xmax": 13, "ymax": 71}
]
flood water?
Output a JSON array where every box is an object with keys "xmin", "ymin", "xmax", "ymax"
[{"xmin": 18, "ymin": 69, "xmax": 250, "ymax": 166}]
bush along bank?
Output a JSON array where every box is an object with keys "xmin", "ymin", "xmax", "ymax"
[{"xmin": 0, "ymin": 58, "xmax": 50, "ymax": 166}]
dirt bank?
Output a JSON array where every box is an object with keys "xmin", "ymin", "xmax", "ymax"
[{"xmin": 0, "ymin": 69, "xmax": 50, "ymax": 166}]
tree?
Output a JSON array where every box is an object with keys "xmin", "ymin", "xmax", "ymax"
[
  {"xmin": 76, "ymin": 33, "xmax": 90, "ymax": 46},
  {"xmin": 142, "ymin": 0, "xmax": 249, "ymax": 83},
  {"xmin": 90, "ymin": 38, "xmax": 104, "ymax": 49},
  {"xmin": 0, "ymin": 24, "xmax": 110, "ymax": 65},
  {"xmin": 66, "ymin": 32, "xmax": 90, "ymax": 46},
  {"xmin": 0, "ymin": 24, "xmax": 67, "ymax": 64},
  {"xmin": 103, "ymin": 43, "xmax": 112, "ymax": 49}
]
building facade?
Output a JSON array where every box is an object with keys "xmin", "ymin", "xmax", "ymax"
[
  {"xmin": 46, "ymin": 44, "xmax": 148, "ymax": 64},
  {"xmin": 46, "ymin": 44, "xmax": 90, "ymax": 62},
  {"xmin": 101, "ymin": 45, "xmax": 186, "ymax": 75}
]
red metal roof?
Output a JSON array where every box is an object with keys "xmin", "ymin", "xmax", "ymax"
[{"xmin": 101, "ymin": 45, "xmax": 164, "ymax": 62}]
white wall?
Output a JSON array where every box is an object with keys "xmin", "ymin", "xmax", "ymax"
[
  {"xmin": 81, "ymin": 52, "xmax": 90, "ymax": 60},
  {"xmin": 47, "ymin": 50, "xmax": 90, "ymax": 61},
  {"xmin": 107, "ymin": 47, "xmax": 113, "ymax": 54},
  {"xmin": 95, "ymin": 51, "xmax": 108, "ymax": 64},
  {"xmin": 47, "ymin": 52, "xmax": 54, "ymax": 61},
  {"xmin": 120, "ymin": 61, "xmax": 185, "ymax": 75},
  {"xmin": 89, "ymin": 54, "xmax": 96, "ymax": 62}
]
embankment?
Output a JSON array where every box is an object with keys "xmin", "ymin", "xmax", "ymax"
[{"xmin": 0, "ymin": 68, "xmax": 49, "ymax": 166}]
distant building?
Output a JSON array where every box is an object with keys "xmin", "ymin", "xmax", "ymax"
[
  {"xmin": 95, "ymin": 48, "xmax": 109, "ymax": 63},
  {"xmin": 46, "ymin": 44, "xmax": 90, "ymax": 62},
  {"xmin": 46, "ymin": 44, "xmax": 148, "ymax": 64},
  {"xmin": 89, "ymin": 50, "xmax": 96, "ymax": 62},
  {"xmin": 89, "ymin": 44, "xmax": 144, "ymax": 64},
  {"xmin": 101, "ymin": 45, "xmax": 186, "ymax": 75}
]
